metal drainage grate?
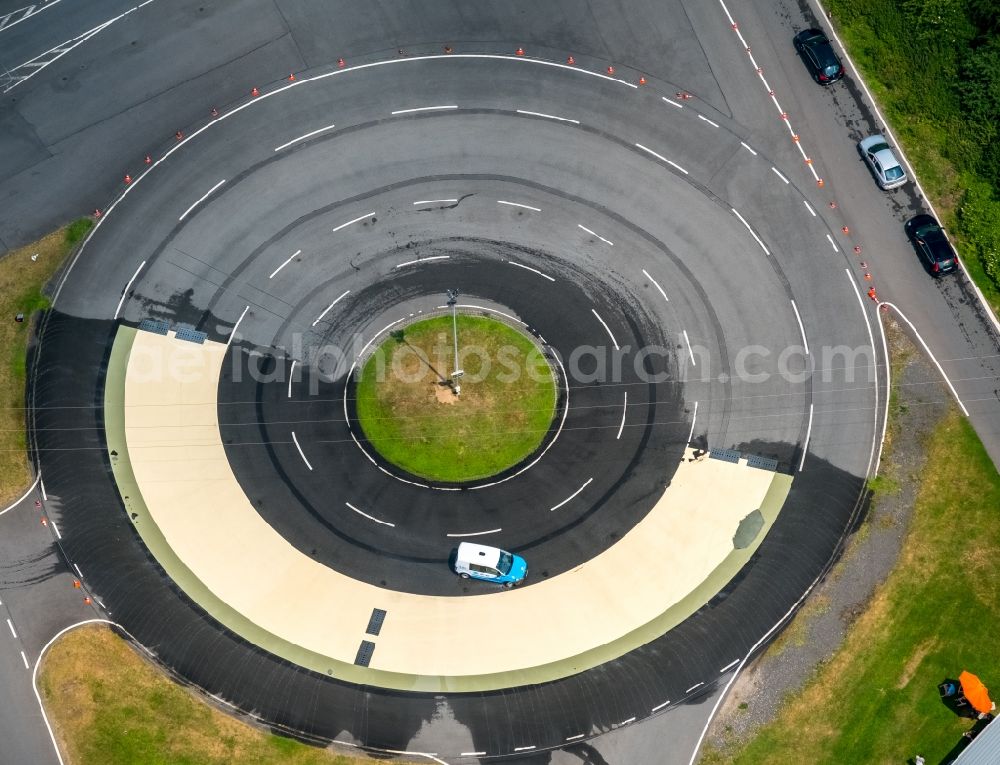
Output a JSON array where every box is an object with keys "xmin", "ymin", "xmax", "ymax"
[
  {"xmin": 709, "ymin": 448, "xmax": 741, "ymax": 464},
  {"xmin": 366, "ymin": 608, "xmax": 387, "ymax": 637},
  {"xmin": 354, "ymin": 640, "xmax": 376, "ymax": 667},
  {"xmin": 174, "ymin": 324, "xmax": 207, "ymax": 344},
  {"xmin": 746, "ymin": 454, "xmax": 779, "ymax": 472},
  {"xmin": 138, "ymin": 318, "xmax": 169, "ymax": 335}
]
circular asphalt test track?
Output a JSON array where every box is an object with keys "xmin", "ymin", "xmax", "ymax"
[{"xmin": 30, "ymin": 49, "xmax": 880, "ymax": 760}]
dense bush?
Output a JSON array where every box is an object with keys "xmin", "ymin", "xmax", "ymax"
[{"xmin": 958, "ymin": 181, "xmax": 1000, "ymax": 283}]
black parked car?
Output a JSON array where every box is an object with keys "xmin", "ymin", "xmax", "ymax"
[
  {"xmin": 905, "ymin": 214, "xmax": 959, "ymax": 276},
  {"xmin": 793, "ymin": 29, "xmax": 844, "ymax": 84}
]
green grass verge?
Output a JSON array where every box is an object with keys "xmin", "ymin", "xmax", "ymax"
[
  {"xmin": 826, "ymin": 0, "xmax": 1000, "ymax": 315},
  {"xmin": 0, "ymin": 219, "xmax": 92, "ymax": 505},
  {"xmin": 355, "ymin": 314, "xmax": 556, "ymax": 482},
  {"xmin": 40, "ymin": 625, "xmax": 398, "ymax": 765},
  {"xmin": 701, "ymin": 410, "xmax": 1000, "ymax": 764}
]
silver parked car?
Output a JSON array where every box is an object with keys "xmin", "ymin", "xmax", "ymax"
[{"xmin": 858, "ymin": 135, "xmax": 907, "ymax": 190}]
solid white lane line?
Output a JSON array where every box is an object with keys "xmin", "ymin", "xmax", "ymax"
[
  {"xmin": 799, "ymin": 403, "xmax": 814, "ymax": 472},
  {"xmin": 652, "ymin": 700, "xmax": 671, "ymax": 712},
  {"xmin": 803, "ymin": 200, "xmax": 817, "ymax": 217},
  {"xmin": 395, "ymin": 255, "xmax": 450, "ymax": 268},
  {"xmin": 287, "ymin": 360, "xmax": 296, "ymax": 398},
  {"xmin": 771, "ymin": 167, "xmax": 789, "ymax": 184},
  {"xmin": 882, "ymin": 302, "xmax": 970, "ymax": 417},
  {"xmin": 844, "ymin": 268, "xmax": 880, "ymax": 478},
  {"xmin": 698, "ymin": 114, "xmax": 720, "ymax": 128},
  {"xmin": 7, "ymin": 618, "xmax": 17, "ymax": 638},
  {"xmin": 274, "ymin": 123, "xmax": 336, "ymax": 151},
  {"xmin": 391, "ymin": 105, "xmax": 457, "ymax": 115},
  {"xmin": 225, "ymin": 305, "xmax": 249, "ymax": 349},
  {"xmin": 687, "ymin": 401, "xmax": 699, "ymax": 444},
  {"xmin": 642, "ymin": 269, "xmax": 669, "ymax": 302},
  {"xmin": 20, "ymin": 651, "xmax": 29, "ymax": 669},
  {"xmin": 345, "ymin": 502, "xmax": 396, "ymax": 527},
  {"xmin": 826, "ymin": 233, "xmax": 839, "ymax": 252},
  {"xmin": 497, "ymin": 200, "xmax": 541, "ymax": 212},
  {"xmin": 446, "ymin": 528, "xmax": 502, "ymax": 537},
  {"xmin": 413, "ymin": 199, "xmax": 458, "ymax": 205},
  {"xmin": 578, "ymin": 224, "xmax": 614, "ymax": 246},
  {"xmin": 311, "ymin": 290, "xmax": 350, "ymax": 327},
  {"xmin": 565, "ymin": 734, "xmax": 586, "ymax": 742},
  {"xmin": 634, "ymin": 143, "xmax": 689, "ymax": 174},
  {"xmin": 685, "ymin": 682, "xmax": 704, "ymax": 694},
  {"xmin": 719, "ymin": 659, "xmax": 739, "ymax": 673},
  {"xmin": 178, "ymin": 179, "xmax": 226, "ymax": 221},
  {"xmin": 112, "ymin": 260, "xmax": 146, "ymax": 320},
  {"xmin": 790, "ymin": 299, "xmax": 810, "ymax": 355},
  {"xmin": 516, "ymin": 109, "xmax": 580, "ymax": 124},
  {"xmin": 616, "ymin": 392, "xmax": 628, "ymax": 440},
  {"xmin": 50, "ymin": 519, "xmax": 61, "ymax": 539},
  {"xmin": 550, "ymin": 478, "xmax": 594, "ymax": 512},
  {"xmin": 740, "ymin": 141, "xmax": 758, "ymax": 156},
  {"xmin": 332, "ymin": 212, "xmax": 374, "ymax": 232},
  {"xmin": 508, "ymin": 261, "xmax": 554, "ymax": 281},
  {"xmin": 683, "ymin": 330, "xmax": 696, "ymax": 365},
  {"xmin": 731, "ymin": 209, "xmax": 770, "ymax": 255},
  {"xmin": 0, "ymin": 474, "xmax": 40, "ymax": 516},
  {"xmin": 591, "ymin": 309, "xmax": 620, "ymax": 350},
  {"xmin": 269, "ymin": 250, "xmax": 301, "ymax": 279},
  {"xmin": 290, "ymin": 431, "xmax": 313, "ymax": 471}
]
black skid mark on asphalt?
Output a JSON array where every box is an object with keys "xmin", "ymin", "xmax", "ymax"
[
  {"xmin": 414, "ymin": 193, "xmax": 475, "ymax": 211},
  {"xmin": 0, "ymin": 547, "xmax": 64, "ymax": 586}
]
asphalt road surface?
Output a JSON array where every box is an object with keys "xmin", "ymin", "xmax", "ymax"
[{"xmin": 1, "ymin": 0, "xmax": 996, "ymax": 764}]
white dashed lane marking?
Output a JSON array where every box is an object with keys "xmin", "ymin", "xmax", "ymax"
[
  {"xmin": 770, "ymin": 167, "xmax": 789, "ymax": 184},
  {"xmin": 497, "ymin": 200, "xmax": 541, "ymax": 212},
  {"xmin": 332, "ymin": 212, "xmax": 375, "ymax": 232},
  {"xmin": 578, "ymin": 224, "xmax": 614, "ymax": 246},
  {"xmin": 635, "ymin": 143, "xmax": 689, "ymax": 175},
  {"xmin": 311, "ymin": 290, "xmax": 350, "ymax": 327},
  {"xmin": 273, "ymin": 123, "xmax": 336, "ymax": 152},
  {"xmin": 391, "ymin": 105, "xmax": 457, "ymax": 115},
  {"xmin": 591, "ymin": 308, "xmax": 619, "ymax": 350},
  {"xmin": 178, "ymin": 179, "xmax": 226, "ymax": 221},
  {"xmin": 549, "ymin": 477, "xmax": 593, "ymax": 512},
  {"xmin": 642, "ymin": 268, "xmax": 669, "ymax": 303},
  {"xmin": 508, "ymin": 260, "xmax": 554, "ymax": 281},
  {"xmin": 291, "ymin": 431, "xmax": 313, "ymax": 471},
  {"xmin": 516, "ymin": 109, "xmax": 580, "ymax": 124},
  {"xmin": 345, "ymin": 503, "xmax": 396, "ymax": 528},
  {"xmin": 269, "ymin": 249, "xmax": 301, "ymax": 279}
]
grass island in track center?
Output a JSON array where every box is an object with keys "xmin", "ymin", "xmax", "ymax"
[{"xmin": 354, "ymin": 314, "xmax": 558, "ymax": 483}]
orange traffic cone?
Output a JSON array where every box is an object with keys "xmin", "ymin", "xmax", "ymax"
[
  {"xmin": 516, "ymin": 47, "xmax": 525, "ymax": 56},
  {"xmin": 124, "ymin": 174, "xmax": 132, "ymax": 185},
  {"xmin": 251, "ymin": 86, "xmax": 260, "ymax": 97},
  {"xmin": 567, "ymin": 55, "xmax": 575, "ymax": 65}
]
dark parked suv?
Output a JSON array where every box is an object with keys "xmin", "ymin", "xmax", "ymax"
[
  {"xmin": 793, "ymin": 29, "xmax": 844, "ymax": 84},
  {"xmin": 905, "ymin": 214, "xmax": 959, "ymax": 276}
]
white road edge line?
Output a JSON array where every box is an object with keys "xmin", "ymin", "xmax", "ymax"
[
  {"xmin": 0, "ymin": 474, "xmax": 40, "ymax": 516},
  {"xmin": 683, "ymin": 330, "xmax": 696, "ymax": 365},
  {"xmin": 698, "ymin": 114, "xmax": 720, "ymax": 128},
  {"xmin": 642, "ymin": 269, "xmax": 669, "ymax": 302},
  {"xmin": 844, "ymin": 269, "xmax": 880, "ymax": 478},
  {"xmin": 396, "ymin": 255, "xmax": 450, "ymax": 269},
  {"xmin": 497, "ymin": 200, "xmax": 541, "ymax": 212},
  {"xmin": 740, "ymin": 141, "xmax": 758, "ymax": 156},
  {"xmin": 391, "ymin": 105, "xmax": 457, "ymax": 115},
  {"xmin": 311, "ymin": 290, "xmax": 351, "ymax": 327},
  {"xmin": 634, "ymin": 143, "xmax": 689, "ymax": 174},
  {"xmin": 882, "ymin": 302, "xmax": 970, "ymax": 417},
  {"xmin": 178, "ymin": 179, "xmax": 226, "ymax": 221},
  {"xmin": 771, "ymin": 167, "xmax": 789, "ymax": 184},
  {"xmin": 719, "ymin": 659, "xmax": 739, "ymax": 673},
  {"xmin": 652, "ymin": 700, "xmax": 671, "ymax": 713},
  {"xmin": 413, "ymin": 199, "xmax": 458, "ymax": 205},
  {"xmin": 578, "ymin": 224, "xmax": 614, "ymax": 246},
  {"xmin": 550, "ymin": 477, "xmax": 593, "ymax": 512},
  {"xmin": 290, "ymin": 431, "xmax": 313, "ymax": 471},
  {"xmin": 516, "ymin": 109, "xmax": 579, "ymax": 124},
  {"xmin": 446, "ymin": 528, "xmax": 502, "ymax": 538},
  {"xmin": 591, "ymin": 309, "xmax": 620, "ymax": 350},
  {"xmin": 345, "ymin": 502, "xmax": 396, "ymax": 528},
  {"xmin": 616, "ymin": 392, "xmax": 628, "ymax": 440},
  {"xmin": 225, "ymin": 305, "xmax": 249, "ymax": 349},
  {"xmin": 508, "ymin": 260, "xmax": 555, "ymax": 281},
  {"xmin": 287, "ymin": 360, "xmax": 296, "ymax": 398},
  {"xmin": 731, "ymin": 209, "xmax": 770, "ymax": 255},
  {"xmin": 799, "ymin": 403, "xmax": 814, "ymax": 472},
  {"xmin": 803, "ymin": 200, "xmax": 817, "ymax": 217},
  {"xmin": 274, "ymin": 123, "xmax": 336, "ymax": 152},
  {"xmin": 269, "ymin": 249, "xmax": 301, "ymax": 279},
  {"xmin": 687, "ymin": 401, "xmax": 699, "ymax": 444},
  {"xmin": 790, "ymin": 299, "xmax": 810, "ymax": 355},
  {"xmin": 332, "ymin": 212, "xmax": 375, "ymax": 232},
  {"xmin": 112, "ymin": 260, "xmax": 146, "ymax": 320}
]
